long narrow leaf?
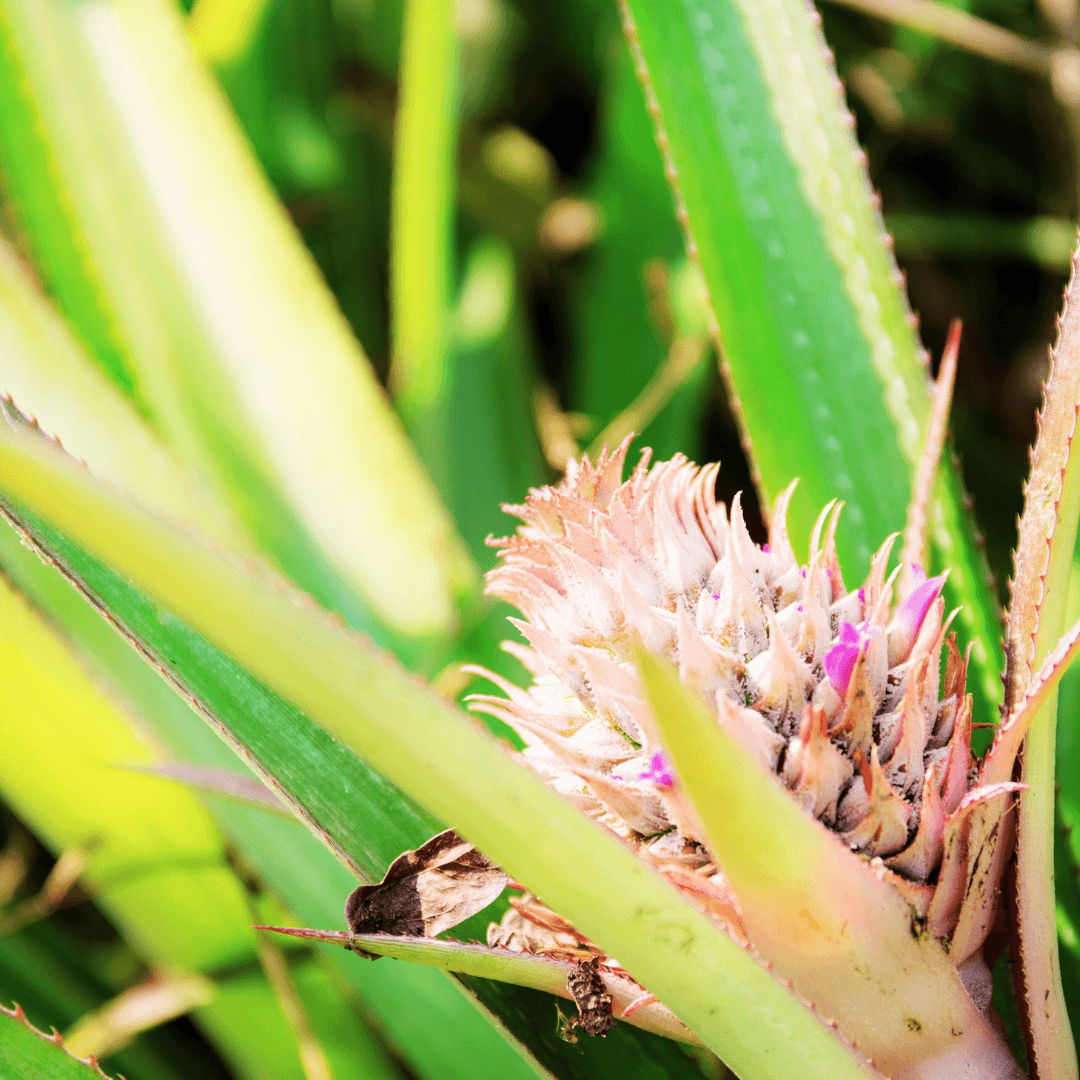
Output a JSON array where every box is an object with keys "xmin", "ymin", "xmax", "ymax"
[
  {"xmin": 0, "ymin": 6, "xmax": 137, "ymax": 397},
  {"xmin": 1004, "ymin": 251, "xmax": 1080, "ymax": 1078},
  {"xmin": 0, "ymin": 408, "xmax": 882, "ymax": 1080},
  {"xmin": 0, "ymin": 575, "xmax": 334, "ymax": 1080},
  {"xmin": 636, "ymin": 650, "xmax": 1015, "ymax": 1076},
  {"xmin": 389, "ymin": 0, "xmax": 456, "ymax": 441},
  {"xmin": 0, "ymin": 237, "xmax": 242, "ymax": 544},
  {"xmin": 0, "ymin": 0, "xmax": 476, "ymax": 641},
  {"xmin": 617, "ymin": 0, "xmax": 1004, "ymax": 721},
  {"xmin": 0, "ymin": 521, "xmax": 558, "ymax": 1080},
  {"xmin": 0, "ymin": 463, "xmax": 699, "ymax": 1079},
  {"xmin": 260, "ymin": 927, "xmax": 696, "ymax": 1046}
]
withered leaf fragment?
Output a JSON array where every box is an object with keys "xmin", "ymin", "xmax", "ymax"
[
  {"xmin": 564, "ymin": 957, "xmax": 617, "ymax": 1039},
  {"xmin": 345, "ymin": 829, "xmax": 507, "ymax": 937}
]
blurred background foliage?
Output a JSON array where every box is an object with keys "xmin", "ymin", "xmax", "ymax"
[
  {"xmin": 1, "ymin": 0, "xmax": 1078, "ymax": 1074},
  {"xmin": 183, "ymin": 0, "xmax": 1076, "ymax": 587}
]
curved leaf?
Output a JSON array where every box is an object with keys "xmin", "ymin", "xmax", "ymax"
[
  {"xmin": 260, "ymin": 926, "xmax": 697, "ymax": 1047},
  {"xmin": 0, "ymin": 438, "xmax": 695, "ymax": 1079},
  {"xmin": 0, "ymin": 404, "xmax": 883, "ymax": 1080},
  {"xmin": 0, "ymin": 0, "xmax": 476, "ymax": 640},
  {"xmin": 636, "ymin": 649, "xmax": 1017, "ymax": 1077}
]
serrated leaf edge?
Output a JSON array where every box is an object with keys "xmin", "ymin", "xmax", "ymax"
[{"xmin": 1, "ymin": 1003, "xmax": 123, "ymax": 1079}]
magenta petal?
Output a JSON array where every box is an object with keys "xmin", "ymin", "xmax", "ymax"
[
  {"xmin": 824, "ymin": 624, "xmax": 860, "ymax": 697},
  {"xmin": 638, "ymin": 750, "xmax": 675, "ymax": 788},
  {"xmin": 897, "ymin": 572, "xmax": 947, "ymax": 643},
  {"xmin": 824, "ymin": 622, "xmax": 877, "ymax": 697}
]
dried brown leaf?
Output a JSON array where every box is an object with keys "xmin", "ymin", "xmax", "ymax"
[{"xmin": 344, "ymin": 829, "xmax": 507, "ymax": 937}]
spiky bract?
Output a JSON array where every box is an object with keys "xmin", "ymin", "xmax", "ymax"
[{"xmin": 470, "ymin": 441, "xmax": 980, "ymax": 951}]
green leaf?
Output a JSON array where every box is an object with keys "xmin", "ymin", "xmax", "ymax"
[
  {"xmin": 432, "ymin": 235, "xmax": 548, "ymax": 566},
  {"xmin": 274, "ymin": 923, "xmax": 772, "ymax": 1080},
  {"xmin": 1004, "ymin": 253, "xmax": 1080, "ymax": 1078},
  {"xmin": 569, "ymin": 45, "xmax": 705, "ymax": 463},
  {"xmin": 0, "ymin": 923, "xmax": 198, "ymax": 1080},
  {"xmin": 260, "ymin": 927, "xmax": 696, "ymax": 1046},
  {"xmin": 617, "ymin": 0, "xmax": 1004, "ymax": 722},
  {"xmin": 389, "ymin": 0, "xmax": 457, "ymax": 441},
  {"xmin": 1057, "ymin": 797, "xmax": 1080, "ymax": 1070},
  {"xmin": 0, "ymin": 6, "xmax": 138, "ymax": 397},
  {"xmin": 0, "ymin": 564, "xmax": 376, "ymax": 1080},
  {"xmin": 0, "ymin": 511, "xmax": 547, "ymax": 1080},
  {"xmin": 1, "ymin": 1004, "xmax": 120, "ymax": 1080},
  {"xmin": 187, "ymin": 0, "xmax": 272, "ymax": 68},
  {"xmin": 0, "ymin": 236, "xmax": 243, "ymax": 546},
  {"xmin": 635, "ymin": 649, "xmax": 1017, "ymax": 1077},
  {"xmin": 0, "ymin": 404, "xmax": 884, "ymax": 1080},
  {"xmin": 0, "ymin": 0, "xmax": 477, "ymax": 642},
  {"xmin": 0, "ymin": 441, "xmax": 698, "ymax": 1080},
  {"xmin": 0, "ymin": 571, "xmax": 254, "ymax": 973}
]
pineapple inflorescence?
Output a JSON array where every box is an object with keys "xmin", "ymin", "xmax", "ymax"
[{"xmin": 469, "ymin": 438, "xmax": 976, "ymax": 953}]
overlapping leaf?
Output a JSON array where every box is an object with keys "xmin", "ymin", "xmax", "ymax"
[
  {"xmin": 0, "ymin": 0, "xmax": 476, "ymax": 645},
  {"xmin": 0, "ymin": 397, "xmax": 882, "ymax": 1080}
]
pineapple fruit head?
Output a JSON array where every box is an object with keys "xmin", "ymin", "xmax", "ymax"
[{"xmin": 470, "ymin": 440, "xmax": 975, "ymax": 951}]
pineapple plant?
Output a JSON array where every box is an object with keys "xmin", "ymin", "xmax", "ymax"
[{"xmin": 1, "ymin": 0, "xmax": 1079, "ymax": 1077}]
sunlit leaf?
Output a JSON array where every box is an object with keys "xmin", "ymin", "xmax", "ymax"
[
  {"xmin": 617, "ymin": 0, "xmax": 1005, "ymax": 724},
  {"xmin": 0, "ymin": 237, "xmax": 242, "ymax": 544},
  {"xmin": 0, "ymin": 448, "xmax": 693, "ymax": 1079},
  {"xmin": 0, "ymin": 408, "xmax": 883, "ymax": 1080},
  {"xmin": 0, "ymin": 0, "xmax": 476, "ymax": 641},
  {"xmin": 636, "ymin": 649, "xmax": 1014, "ymax": 1076}
]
